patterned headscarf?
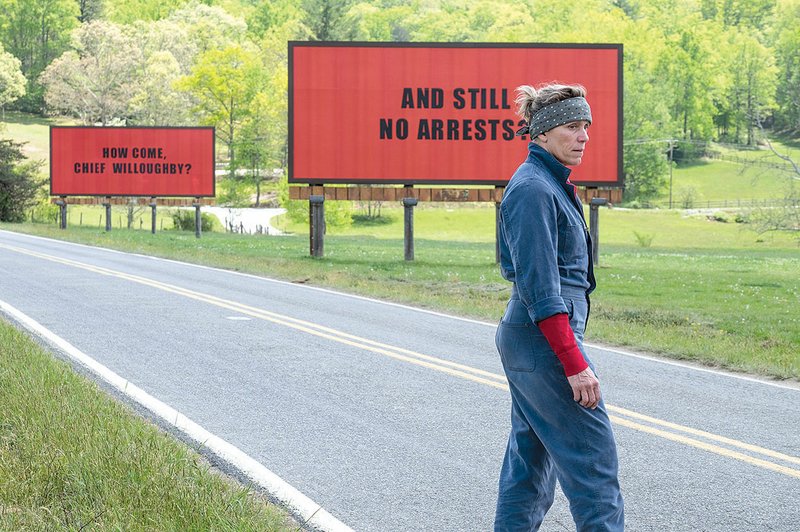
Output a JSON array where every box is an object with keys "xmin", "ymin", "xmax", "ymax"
[{"xmin": 515, "ymin": 97, "xmax": 592, "ymax": 138}]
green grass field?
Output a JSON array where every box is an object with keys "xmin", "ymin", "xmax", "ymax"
[
  {"xmin": 0, "ymin": 320, "xmax": 293, "ymax": 530},
  {"xmin": 653, "ymin": 139, "xmax": 799, "ymax": 206}
]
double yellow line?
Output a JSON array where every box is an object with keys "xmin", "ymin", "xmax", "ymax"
[{"xmin": 3, "ymin": 243, "xmax": 799, "ymax": 480}]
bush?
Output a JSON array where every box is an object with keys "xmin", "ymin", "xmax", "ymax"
[
  {"xmin": 276, "ymin": 174, "xmax": 353, "ymax": 228},
  {"xmin": 171, "ymin": 210, "xmax": 216, "ymax": 232},
  {"xmin": 633, "ymin": 230, "xmax": 655, "ymax": 247},
  {"xmin": 352, "ymin": 213, "xmax": 395, "ymax": 226},
  {"xmin": 28, "ymin": 200, "xmax": 59, "ymax": 224},
  {"xmin": 621, "ymin": 200, "xmax": 649, "ymax": 209},
  {"xmin": 0, "ymin": 139, "xmax": 43, "ymax": 222},
  {"xmin": 676, "ymin": 186, "xmax": 701, "ymax": 209}
]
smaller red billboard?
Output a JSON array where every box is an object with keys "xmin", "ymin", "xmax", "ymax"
[{"xmin": 50, "ymin": 127, "xmax": 215, "ymax": 197}]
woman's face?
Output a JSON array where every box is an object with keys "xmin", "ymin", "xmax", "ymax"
[{"xmin": 537, "ymin": 120, "xmax": 590, "ymax": 166}]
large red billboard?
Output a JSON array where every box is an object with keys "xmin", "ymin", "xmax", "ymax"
[
  {"xmin": 50, "ymin": 127, "xmax": 215, "ymax": 197},
  {"xmin": 289, "ymin": 42, "xmax": 622, "ymax": 187}
]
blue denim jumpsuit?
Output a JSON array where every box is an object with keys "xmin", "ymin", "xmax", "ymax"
[{"xmin": 494, "ymin": 143, "xmax": 624, "ymax": 531}]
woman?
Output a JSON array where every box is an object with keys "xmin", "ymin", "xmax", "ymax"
[{"xmin": 494, "ymin": 83, "xmax": 624, "ymax": 531}]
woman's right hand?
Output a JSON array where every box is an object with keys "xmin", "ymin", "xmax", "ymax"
[{"xmin": 567, "ymin": 367, "xmax": 601, "ymax": 409}]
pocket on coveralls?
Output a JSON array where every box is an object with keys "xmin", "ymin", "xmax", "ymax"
[{"xmin": 496, "ymin": 300, "xmax": 536, "ymax": 372}]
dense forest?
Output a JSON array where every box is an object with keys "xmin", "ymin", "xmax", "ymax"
[{"xmin": 0, "ymin": 0, "xmax": 798, "ymax": 201}]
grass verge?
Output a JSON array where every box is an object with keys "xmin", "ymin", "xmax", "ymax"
[
  {"xmin": 2, "ymin": 216, "xmax": 797, "ymax": 380},
  {"xmin": 0, "ymin": 319, "xmax": 294, "ymax": 530}
]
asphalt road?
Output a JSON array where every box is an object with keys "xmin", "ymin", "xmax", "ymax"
[{"xmin": 1, "ymin": 229, "xmax": 798, "ymax": 531}]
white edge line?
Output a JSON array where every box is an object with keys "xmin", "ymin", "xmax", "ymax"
[
  {"xmin": 0, "ymin": 297, "xmax": 354, "ymax": 532},
  {"xmin": 3, "ymin": 229, "xmax": 797, "ymax": 392}
]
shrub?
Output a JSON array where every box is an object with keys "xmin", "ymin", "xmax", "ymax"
[
  {"xmin": 633, "ymin": 230, "xmax": 655, "ymax": 247},
  {"xmin": 0, "ymin": 139, "xmax": 43, "ymax": 222},
  {"xmin": 171, "ymin": 210, "xmax": 216, "ymax": 232}
]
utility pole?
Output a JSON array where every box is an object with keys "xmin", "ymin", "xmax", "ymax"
[{"xmin": 668, "ymin": 140, "xmax": 675, "ymax": 209}]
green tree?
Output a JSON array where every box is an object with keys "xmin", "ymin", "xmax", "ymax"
[
  {"xmin": 772, "ymin": 0, "xmax": 800, "ymax": 133},
  {"xmin": 0, "ymin": 43, "xmax": 26, "ymax": 116},
  {"xmin": 724, "ymin": 31, "xmax": 778, "ymax": 144},
  {"xmin": 700, "ymin": 0, "xmax": 776, "ymax": 28},
  {"xmin": 167, "ymin": 1, "xmax": 248, "ymax": 53},
  {"xmin": 39, "ymin": 21, "xmax": 141, "ymax": 125},
  {"xmin": 659, "ymin": 22, "xmax": 720, "ymax": 140},
  {"xmin": 104, "ymin": 0, "xmax": 187, "ymax": 24},
  {"xmin": 247, "ymin": 0, "xmax": 305, "ymax": 38},
  {"xmin": 78, "ymin": 0, "xmax": 104, "ymax": 22},
  {"xmin": 177, "ymin": 44, "xmax": 264, "ymax": 177},
  {"xmin": 0, "ymin": 0, "xmax": 80, "ymax": 111},
  {"xmin": 127, "ymin": 18, "xmax": 199, "ymax": 77},
  {"xmin": 0, "ymin": 138, "xmax": 43, "ymax": 222},
  {"xmin": 302, "ymin": 0, "xmax": 358, "ymax": 40},
  {"xmin": 128, "ymin": 51, "xmax": 193, "ymax": 126}
]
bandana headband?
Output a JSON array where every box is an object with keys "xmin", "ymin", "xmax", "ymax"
[{"xmin": 515, "ymin": 96, "xmax": 592, "ymax": 138}]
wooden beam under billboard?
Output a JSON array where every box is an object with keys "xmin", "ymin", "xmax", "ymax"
[{"xmin": 288, "ymin": 186, "xmax": 620, "ymax": 204}]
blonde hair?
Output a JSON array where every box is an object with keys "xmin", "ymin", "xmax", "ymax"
[{"xmin": 515, "ymin": 83, "xmax": 587, "ymax": 123}]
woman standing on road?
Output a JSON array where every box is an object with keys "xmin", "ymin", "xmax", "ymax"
[{"xmin": 494, "ymin": 83, "xmax": 624, "ymax": 531}]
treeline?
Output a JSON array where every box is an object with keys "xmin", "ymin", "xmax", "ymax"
[{"xmin": 0, "ymin": 0, "xmax": 798, "ymax": 201}]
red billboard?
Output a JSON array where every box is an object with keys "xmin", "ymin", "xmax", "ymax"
[
  {"xmin": 289, "ymin": 42, "xmax": 622, "ymax": 187},
  {"xmin": 50, "ymin": 127, "xmax": 215, "ymax": 197}
]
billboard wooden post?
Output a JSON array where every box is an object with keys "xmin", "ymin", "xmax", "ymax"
[
  {"xmin": 193, "ymin": 198, "xmax": 202, "ymax": 238},
  {"xmin": 403, "ymin": 195, "xmax": 418, "ymax": 261},
  {"xmin": 56, "ymin": 196, "xmax": 67, "ymax": 229},
  {"xmin": 309, "ymin": 194, "xmax": 325, "ymax": 257},
  {"xmin": 589, "ymin": 197, "xmax": 607, "ymax": 265},
  {"xmin": 495, "ymin": 186, "xmax": 504, "ymax": 264},
  {"xmin": 149, "ymin": 197, "xmax": 157, "ymax": 234},
  {"xmin": 103, "ymin": 197, "xmax": 112, "ymax": 232}
]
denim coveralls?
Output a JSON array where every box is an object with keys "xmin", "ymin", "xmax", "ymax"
[{"xmin": 494, "ymin": 143, "xmax": 624, "ymax": 531}]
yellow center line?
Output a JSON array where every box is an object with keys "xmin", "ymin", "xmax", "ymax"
[
  {"xmin": 610, "ymin": 416, "xmax": 800, "ymax": 479},
  {"xmin": 4, "ymin": 243, "xmax": 799, "ymax": 479},
  {"xmin": 607, "ymin": 405, "xmax": 800, "ymax": 467}
]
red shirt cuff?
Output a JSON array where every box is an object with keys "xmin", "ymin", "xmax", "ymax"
[{"xmin": 537, "ymin": 313, "xmax": 588, "ymax": 376}]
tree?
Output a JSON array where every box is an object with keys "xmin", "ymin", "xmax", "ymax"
[
  {"xmin": 247, "ymin": 0, "xmax": 305, "ymax": 38},
  {"xmin": 724, "ymin": 31, "xmax": 777, "ymax": 144},
  {"xmin": 177, "ymin": 44, "xmax": 264, "ymax": 177},
  {"xmin": 39, "ymin": 21, "xmax": 141, "ymax": 125},
  {"xmin": 700, "ymin": 0, "xmax": 776, "ymax": 29},
  {"xmin": 104, "ymin": 0, "xmax": 187, "ymax": 24},
  {"xmin": 0, "ymin": 43, "xmax": 26, "ymax": 116},
  {"xmin": 78, "ymin": 0, "xmax": 104, "ymax": 23},
  {"xmin": 127, "ymin": 18, "xmax": 198, "ymax": 75},
  {"xmin": 167, "ymin": 1, "xmax": 249, "ymax": 53},
  {"xmin": 0, "ymin": 138, "xmax": 43, "ymax": 222},
  {"xmin": 658, "ymin": 22, "xmax": 720, "ymax": 140},
  {"xmin": 302, "ymin": 0, "xmax": 358, "ymax": 40},
  {"xmin": 0, "ymin": 0, "xmax": 80, "ymax": 111},
  {"xmin": 128, "ymin": 50, "xmax": 193, "ymax": 126},
  {"xmin": 772, "ymin": 0, "xmax": 800, "ymax": 134}
]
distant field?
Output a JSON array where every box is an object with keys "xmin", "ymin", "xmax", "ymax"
[
  {"xmin": 653, "ymin": 139, "xmax": 799, "ymax": 206},
  {"xmin": 0, "ymin": 111, "xmax": 74, "ymax": 168}
]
